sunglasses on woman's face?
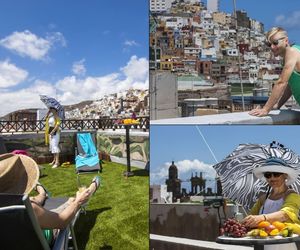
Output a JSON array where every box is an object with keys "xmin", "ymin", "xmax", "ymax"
[
  {"xmin": 265, "ymin": 37, "xmax": 286, "ymax": 47},
  {"xmin": 263, "ymin": 172, "xmax": 283, "ymax": 179}
]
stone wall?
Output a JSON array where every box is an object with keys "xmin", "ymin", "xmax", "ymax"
[
  {"xmin": 97, "ymin": 130, "xmax": 149, "ymax": 168},
  {"xmin": 0, "ymin": 129, "xmax": 149, "ymax": 167},
  {"xmin": 1, "ymin": 132, "xmax": 75, "ymax": 164}
]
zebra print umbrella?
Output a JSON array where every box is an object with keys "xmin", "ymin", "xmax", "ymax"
[
  {"xmin": 213, "ymin": 141, "xmax": 300, "ymax": 212},
  {"xmin": 40, "ymin": 95, "xmax": 65, "ymax": 119}
]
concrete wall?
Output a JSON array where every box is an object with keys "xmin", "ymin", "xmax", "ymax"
[
  {"xmin": 151, "ymin": 109, "xmax": 300, "ymax": 125},
  {"xmin": 150, "ymin": 239, "xmax": 212, "ymax": 250},
  {"xmin": 0, "ymin": 129, "xmax": 149, "ymax": 168},
  {"xmin": 150, "ymin": 203, "xmax": 232, "ymax": 241},
  {"xmin": 150, "ymin": 71, "xmax": 180, "ymax": 120}
]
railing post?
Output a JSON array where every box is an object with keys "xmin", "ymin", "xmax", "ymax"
[{"xmin": 123, "ymin": 125, "xmax": 134, "ymax": 177}]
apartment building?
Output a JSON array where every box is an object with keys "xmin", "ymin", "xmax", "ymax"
[{"xmin": 150, "ymin": 0, "xmax": 173, "ymax": 12}]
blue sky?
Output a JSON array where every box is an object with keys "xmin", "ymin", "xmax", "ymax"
[
  {"xmin": 150, "ymin": 125, "xmax": 300, "ymax": 192},
  {"xmin": 218, "ymin": 0, "xmax": 300, "ymax": 44},
  {"xmin": 0, "ymin": 0, "xmax": 148, "ymax": 116}
]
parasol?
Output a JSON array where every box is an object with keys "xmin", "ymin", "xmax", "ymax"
[
  {"xmin": 213, "ymin": 141, "xmax": 300, "ymax": 211},
  {"xmin": 40, "ymin": 95, "xmax": 65, "ymax": 120}
]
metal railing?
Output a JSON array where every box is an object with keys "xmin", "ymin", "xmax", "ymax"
[{"xmin": 0, "ymin": 116, "xmax": 149, "ymax": 133}]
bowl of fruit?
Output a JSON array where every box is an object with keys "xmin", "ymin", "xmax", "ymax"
[{"xmin": 219, "ymin": 218, "xmax": 300, "ymax": 239}]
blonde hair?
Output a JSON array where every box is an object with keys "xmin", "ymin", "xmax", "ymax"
[{"xmin": 266, "ymin": 27, "xmax": 288, "ymax": 42}]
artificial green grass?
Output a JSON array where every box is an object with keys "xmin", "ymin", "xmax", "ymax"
[{"xmin": 39, "ymin": 162, "xmax": 149, "ymax": 250}]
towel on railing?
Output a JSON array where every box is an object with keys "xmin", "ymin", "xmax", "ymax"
[{"xmin": 75, "ymin": 133, "xmax": 99, "ymax": 168}]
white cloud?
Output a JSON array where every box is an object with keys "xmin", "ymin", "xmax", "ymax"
[
  {"xmin": 124, "ymin": 40, "xmax": 139, "ymax": 46},
  {"xmin": 0, "ymin": 60, "xmax": 28, "ymax": 88},
  {"xmin": 275, "ymin": 11, "xmax": 300, "ymax": 28},
  {"xmin": 0, "ymin": 56, "xmax": 148, "ymax": 116},
  {"xmin": 56, "ymin": 56, "xmax": 148, "ymax": 105},
  {"xmin": 150, "ymin": 159, "xmax": 216, "ymax": 186},
  {"xmin": 46, "ymin": 32, "xmax": 67, "ymax": 47},
  {"xmin": 0, "ymin": 80, "xmax": 56, "ymax": 115},
  {"xmin": 72, "ymin": 59, "xmax": 86, "ymax": 76},
  {"xmin": 121, "ymin": 55, "xmax": 148, "ymax": 81},
  {"xmin": 0, "ymin": 30, "xmax": 66, "ymax": 60}
]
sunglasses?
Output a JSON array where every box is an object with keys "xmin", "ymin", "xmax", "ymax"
[
  {"xmin": 265, "ymin": 37, "xmax": 286, "ymax": 47},
  {"xmin": 263, "ymin": 172, "xmax": 283, "ymax": 179}
]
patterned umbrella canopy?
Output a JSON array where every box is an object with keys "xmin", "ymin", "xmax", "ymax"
[
  {"xmin": 213, "ymin": 141, "xmax": 300, "ymax": 212},
  {"xmin": 40, "ymin": 95, "xmax": 65, "ymax": 120}
]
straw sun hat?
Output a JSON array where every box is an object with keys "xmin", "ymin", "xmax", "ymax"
[
  {"xmin": 0, "ymin": 153, "xmax": 39, "ymax": 194},
  {"xmin": 253, "ymin": 157, "xmax": 300, "ymax": 186}
]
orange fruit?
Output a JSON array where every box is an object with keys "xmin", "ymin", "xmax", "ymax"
[
  {"xmin": 257, "ymin": 221, "xmax": 271, "ymax": 229},
  {"xmin": 272, "ymin": 221, "xmax": 286, "ymax": 231}
]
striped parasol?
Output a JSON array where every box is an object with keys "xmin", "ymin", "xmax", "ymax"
[{"xmin": 213, "ymin": 141, "xmax": 300, "ymax": 212}]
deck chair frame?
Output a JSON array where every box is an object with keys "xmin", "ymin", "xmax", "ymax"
[
  {"xmin": 0, "ymin": 194, "xmax": 78, "ymax": 250},
  {"xmin": 75, "ymin": 131, "xmax": 101, "ymax": 186}
]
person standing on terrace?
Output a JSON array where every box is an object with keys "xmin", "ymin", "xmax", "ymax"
[
  {"xmin": 249, "ymin": 27, "xmax": 300, "ymax": 117},
  {"xmin": 45, "ymin": 108, "xmax": 61, "ymax": 168}
]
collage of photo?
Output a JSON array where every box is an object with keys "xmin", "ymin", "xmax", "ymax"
[{"xmin": 0, "ymin": 0, "xmax": 300, "ymax": 250}]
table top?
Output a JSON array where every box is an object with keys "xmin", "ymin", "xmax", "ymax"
[{"xmin": 216, "ymin": 234, "xmax": 300, "ymax": 246}]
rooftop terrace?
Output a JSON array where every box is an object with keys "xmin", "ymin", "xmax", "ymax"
[{"xmin": 39, "ymin": 161, "xmax": 149, "ymax": 250}]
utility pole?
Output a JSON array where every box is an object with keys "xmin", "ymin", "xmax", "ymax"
[
  {"xmin": 233, "ymin": 0, "xmax": 245, "ymax": 111},
  {"xmin": 151, "ymin": 13, "xmax": 158, "ymax": 120}
]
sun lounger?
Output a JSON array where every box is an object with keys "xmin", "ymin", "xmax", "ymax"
[
  {"xmin": 75, "ymin": 132, "xmax": 102, "ymax": 187},
  {"xmin": 0, "ymin": 193, "xmax": 79, "ymax": 250}
]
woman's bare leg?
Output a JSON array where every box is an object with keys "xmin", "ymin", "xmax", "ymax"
[
  {"xmin": 54, "ymin": 153, "xmax": 60, "ymax": 166},
  {"xmin": 52, "ymin": 153, "xmax": 60, "ymax": 168}
]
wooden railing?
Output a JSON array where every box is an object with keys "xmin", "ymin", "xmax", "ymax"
[{"xmin": 0, "ymin": 116, "xmax": 149, "ymax": 133}]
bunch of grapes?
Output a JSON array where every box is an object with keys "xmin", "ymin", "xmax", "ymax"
[{"xmin": 220, "ymin": 218, "xmax": 248, "ymax": 238}]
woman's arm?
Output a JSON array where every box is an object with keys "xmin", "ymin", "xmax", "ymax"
[
  {"xmin": 281, "ymin": 193, "xmax": 300, "ymax": 224},
  {"xmin": 242, "ymin": 211, "xmax": 288, "ymax": 228},
  {"xmin": 243, "ymin": 193, "xmax": 300, "ymax": 228},
  {"xmin": 45, "ymin": 110, "xmax": 51, "ymax": 120},
  {"xmin": 32, "ymin": 188, "xmax": 91, "ymax": 229},
  {"xmin": 263, "ymin": 210, "xmax": 289, "ymax": 223}
]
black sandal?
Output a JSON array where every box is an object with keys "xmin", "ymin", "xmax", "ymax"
[
  {"xmin": 91, "ymin": 176, "xmax": 100, "ymax": 193},
  {"xmin": 34, "ymin": 182, "xmax": 50, "ymax": 198}
]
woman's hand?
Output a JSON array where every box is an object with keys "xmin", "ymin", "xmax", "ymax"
[
  {"xmin": 242, "ymin": 214, "xmax": 264, "ymax": 228},
  {"xmin": 74, "ymin": 189, "xmax": 91, "ymax": 206}
]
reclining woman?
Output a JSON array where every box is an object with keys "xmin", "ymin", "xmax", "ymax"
[{"xmin": 0, "ymin": 153, "xmax": 100, "ymax": 245}]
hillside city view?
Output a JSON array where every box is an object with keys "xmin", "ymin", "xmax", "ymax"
[
  {"xmin": 149, "ymin": 0, "xmax": 299, "ymax": 119},
  {"xmin": 1, "ymin": 88, "xmax": 149, "ymax": 121},
  {"xmin": 65, "ymin": 88, "xmax": 149, "ymax": 119}
]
